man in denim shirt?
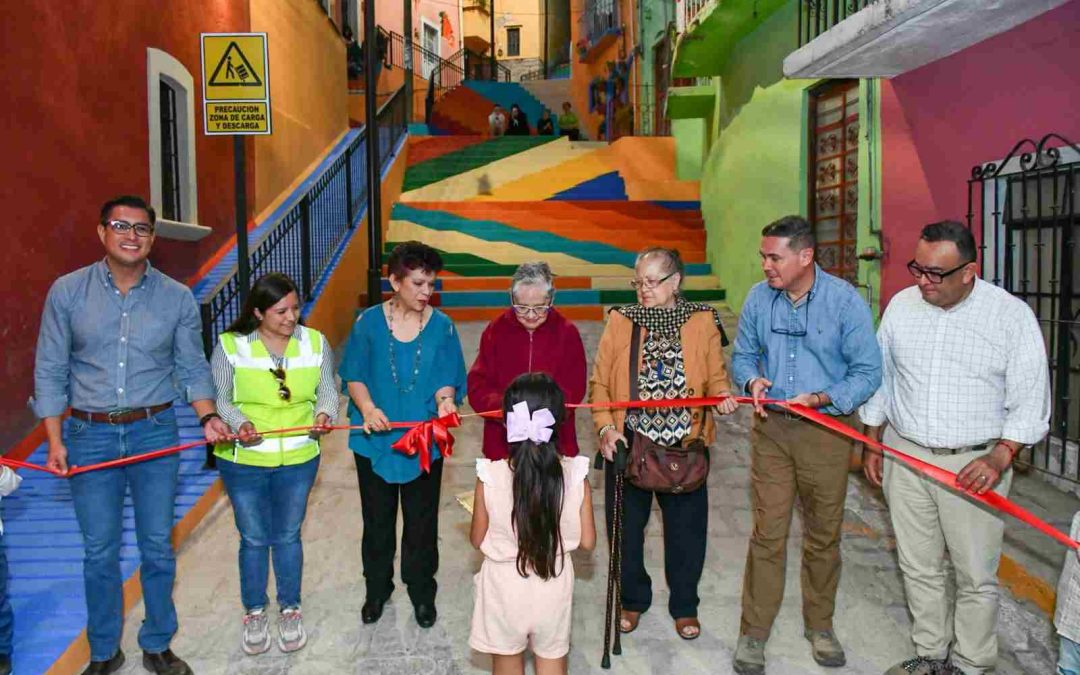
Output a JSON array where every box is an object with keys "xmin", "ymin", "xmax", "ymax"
[
  {"xmin": 730, "ymin": 216, "xmax": 881, "ymax": 675},
  {"xmin": 32, "ymin": 196, "xmax": 231, "ymax": 675}
]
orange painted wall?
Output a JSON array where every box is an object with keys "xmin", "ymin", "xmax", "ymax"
[
  {"xmin": 568, "ymin": 0, "xmax": 632, "ymax": 140},
  {"xmin": 305, "ymin": 132, "xmax": 409, "ymax": 346},
  {"xmin": 252, "ymin": 0, "xmax": 350, "ymax": 213}
]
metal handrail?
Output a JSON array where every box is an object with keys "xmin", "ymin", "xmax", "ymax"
[
  {"xmin": 199, "ymin": 87, "xmax": 408, "ymax": 355},
  {"xmin": 381, "ymin": 28, "xmax": 465, "ymax": 95}
]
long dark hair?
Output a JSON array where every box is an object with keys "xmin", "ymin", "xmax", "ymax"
[
  {"xmin": 226, "ymin": 273, "xmax": 300, "ymax": 335},
  {"xmin": 503, "ymin": 372, "xmax": 567, "ymax": 580}
]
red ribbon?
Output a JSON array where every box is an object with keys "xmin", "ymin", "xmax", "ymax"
[{"xmin": 390, "ymin": 412, "xmax": 461, "ymax": 473}]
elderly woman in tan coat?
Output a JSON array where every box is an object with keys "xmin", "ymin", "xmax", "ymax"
[{"xmin": 591, "ymin": 246, "xmax": 737, "ymax": 641}]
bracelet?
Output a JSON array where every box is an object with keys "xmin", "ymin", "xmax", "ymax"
[
  {"xmin": 598, "ymin": 424, "xmax": 616, "ymax": 440},
  {"xmin": 199, "ymin": 412, "xmax": 221, "ymax": 426},
  {"xmin": 437, "ymin": 394, "xmax": 454, "ymax": 402}
]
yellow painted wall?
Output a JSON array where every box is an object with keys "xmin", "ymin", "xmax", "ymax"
[
  {"xmin": 305, "ymin": 134, "xmax": 409, "ymax": 347},
  {"xmin": 463, "ymin": 0, "xmax": 543, "ymax": 61},
  {"xmin": 252, "ymin": 0, "xmax": 350, "ymax": 213}
]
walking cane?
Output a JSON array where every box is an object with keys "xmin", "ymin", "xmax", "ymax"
[{"xmin": 600, "ymin": 440, "xmax": 628, "ymax": 669}]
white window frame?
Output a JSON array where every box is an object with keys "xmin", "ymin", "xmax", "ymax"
[
  {"xmin": 421, "ymin": 18, "xmax": 441, "ymax": 79},
  {"xmin": 147, "ymin": 48, "xmax": 208, "ymax": 240}
]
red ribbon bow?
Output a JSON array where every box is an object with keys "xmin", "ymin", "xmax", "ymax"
[{"xmin": 391, "ymin": 412, "xmax": 461, "ymax": 473}]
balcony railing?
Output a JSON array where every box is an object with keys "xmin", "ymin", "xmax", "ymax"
[
  {"xmin": 798, "ymin": 0, "xmax": 877, "ymax": 48},
  {"xmin": 461, "ymin": 49, "xmax": 512, "ymax": 81},
  {"xmin": 199, "ymin": 87, "xmax": 407, "ymax": 356},
  {"xmin": 578, "ymin": 0, "xmax": 620, "ymax": 59},
  {"xmin": 679, "ymin": 0, "xmax": 709, "ymax": 33}
]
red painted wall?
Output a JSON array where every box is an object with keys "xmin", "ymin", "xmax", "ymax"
[
  {"xmin": 878, "ymin": 0, "xmax": 1080, "ymax": 308},
  {"xmin": 0, "ymin": 2, "xmax": 251, "ymax": 449}
]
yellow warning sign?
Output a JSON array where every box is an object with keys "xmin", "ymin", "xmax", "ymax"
[
  {"xmin": 201, "ymin": 33, "xmax": 272, "ymax": 135},
  {"xmin": 205, "ymin": 102, "xmax": 270, "ymax": 134}
]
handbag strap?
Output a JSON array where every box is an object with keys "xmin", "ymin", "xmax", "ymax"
[{"xmin": 628, "ymin": 322, "xmax": 643, "ymax": 415}]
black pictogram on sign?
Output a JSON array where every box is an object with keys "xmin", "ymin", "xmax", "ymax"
[{"xmin": 208, "ymin": 41, "xmax": 263, "ymax": 87}]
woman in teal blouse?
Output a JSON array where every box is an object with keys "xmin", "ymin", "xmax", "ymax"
[{"xmin": 339, "ymin": 241, "xmax": 466, "ymax": 630}]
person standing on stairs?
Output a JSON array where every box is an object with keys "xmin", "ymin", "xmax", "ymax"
[
  {"xmin": 590, "ymin": 247, "xmax": 738, "ymax": 642},
  {"xmin": 506, "ymin": 104, "xmax": 531, "ymax": 136},
  {"xmin": 557, "ymin": 102, "xmax": 580, "ymax": 141},
  {"xmin": 339, "ymin": 241, "xmax": 467, "ymax": 629},
  {"xmin": 32, "ymin": 195, "xmax": 232, "ymax": 675},
  {"xmin": 210, "ymin": 273, "xmax": 338, "ymax": 657},
  {"xmin": 730, "ymin": 215, "xmax": 881, "ymax": 675},
  {"xmin": 537, "ymin": 109, "xmax": 555, "ymax": 136},
  {"xmin": 467, "ymin": 262, "xmax": 587, "ymax": 461}
]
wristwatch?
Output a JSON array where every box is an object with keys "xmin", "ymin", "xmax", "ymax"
[{"xmin": 199, "ymin": 412, "xmax": 221, "ymax": 427}]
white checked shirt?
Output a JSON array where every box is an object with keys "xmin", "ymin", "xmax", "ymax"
[{"xmin": 859, "ymin": 279, "xmax": 1050, "ymax": 449}]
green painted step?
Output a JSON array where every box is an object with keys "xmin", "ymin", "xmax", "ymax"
[
  {"xmin": 597, "ymin": 289, "xmax": 726, "ymax": 303},
  {"xmin": 403, "ymin": 136, "xmax": 560, "ymax": 192}
]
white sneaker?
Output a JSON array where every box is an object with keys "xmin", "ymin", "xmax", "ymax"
[
  {"xmin": 278, "ymin": 607, "xmax": 308, "ymax": 653},
  {"xmin": 242, "ymin": 609, "xmax": 271, "ymax": 655}
]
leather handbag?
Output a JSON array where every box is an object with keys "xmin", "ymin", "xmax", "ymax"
[{"xmin": 623, "ymin": 323, "xmax": 709, "ymax": 494}]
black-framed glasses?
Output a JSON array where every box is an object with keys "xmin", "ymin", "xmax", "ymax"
[
  {"xmin": 103, "ymin": 219, "xmax": 155, "ymax": 237},
  {"xmin": 511, "ymin": 303, "xmax": 552, "ymax": 318},
  {"xmin": 269, "ymin": 367, "xmax": 291, "ymax": 401},
  {"xmin": 906, "ymin": 259, "xmax": 971, "ymax": 285},
  {"xmin": 770, "ymin": 290, "xmax": 811, "ymax": 337},
  {"xmin": 629, "ymin": 271, "xmax": 676, "ymax": 290}
]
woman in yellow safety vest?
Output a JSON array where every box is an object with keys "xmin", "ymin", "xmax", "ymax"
[{"xmin": 210, "ymin": 272, "xmax": 338, "ymax": 657}]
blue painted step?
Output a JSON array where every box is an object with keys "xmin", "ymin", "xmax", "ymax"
[{"xmin": 550, "ymin": 172, "xmax": 628, "ymax": 201}]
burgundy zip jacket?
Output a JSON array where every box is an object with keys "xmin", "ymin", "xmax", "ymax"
[{"xmin": 467, "ymin": 308, "xmax": 587, "ymax": 459}]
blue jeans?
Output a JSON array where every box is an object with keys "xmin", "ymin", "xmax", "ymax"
[
  {"xmin": 218, "ymin": 456, "xmax": 320, "ymax": 611},
  {"xmin": 0, "ymin": 532, "xmax": 12, "ymax": 656},
  {"xmin": 1061, "ymin": 636, "xmax": 1080, "ymax": 675},
  {"xmin": 64, "ymin": 408, "xmax": 181, "ymax": 661}
]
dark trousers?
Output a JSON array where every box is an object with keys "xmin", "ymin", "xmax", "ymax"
[
  {"xmin": 353, "ymin": 454, "xmax": 443, "ymax": 606},
  {"xmin": 604, "ymin": 445, "xmax": 708, "ymax": 619},
  {"xmin": 0, "ymin": 533, "xmax": 11, "ymax": 656}
]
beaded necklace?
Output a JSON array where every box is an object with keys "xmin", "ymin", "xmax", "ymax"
[{"xmin": 386, "ymin": 298, "xmax": 427, "ymax": 394}]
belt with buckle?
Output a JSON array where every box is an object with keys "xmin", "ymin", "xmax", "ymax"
[
  {"xmin": 929, "ymin": 445, "xmax": 976, "ymax": 456},
  {"xmin": 70, "ymin": 402, "xmax": 173, "ymax": 425}
]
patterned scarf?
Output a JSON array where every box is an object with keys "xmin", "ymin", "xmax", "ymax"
[
  {"xmin": 614, "ymin": 299, "xmax": 729, "ymax": 345},
  {"xmin": 617, "ymin": 299, "xmax": 727, "ymax": 446}
]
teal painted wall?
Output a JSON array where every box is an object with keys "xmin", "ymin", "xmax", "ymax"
[
  {"xmin": 684, "ymin": 0, "xmax": 883, "ymax": 313},
  {"xmin": 637, "ymin": 0, "xmax": 674, "ymax": 135}
]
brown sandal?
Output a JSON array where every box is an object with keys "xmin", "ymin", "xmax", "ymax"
[
  {"xmin": 619, "ymin": 610, "xmax": 642, "ymax": 634},
  {"xmin": 675, "ymin": 617, "xmax": 701, "ymax": 640}
]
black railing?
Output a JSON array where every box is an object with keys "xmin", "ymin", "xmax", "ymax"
[
  {"xmin": 199, "ymin": 87, "xmax": 408, "ymax": 355},
  {"xmin": 798, "ymin": 0, "xmax": 876, "ymax": 48},
  {"xmin": 967, "ymin": 133, "xmax": 1080, "ymax": 484},
  {"xmin": 579, "ymin": 0, "xmax": 620, "ymax": 51},
  {"xmin": 520, "ymin": 68, "xmax": 546, "ymax": 82},
  {"xmin": 381, "ymin": 28, "xmax": 465, "ymax": 96},
  {"xmin": 462, "ymin": 49, "xmax": 512, "ymax": 82}
]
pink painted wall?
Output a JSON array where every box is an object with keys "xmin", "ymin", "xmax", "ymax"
[
  {"xmin": 879, "ymin": 0, "xmax": 1080, "ymax": 307},
  {"xmin": 364, "ymin": 0, "xmax": 463, "ymax": 57}
]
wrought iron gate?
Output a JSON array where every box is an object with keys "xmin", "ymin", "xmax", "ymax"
[{"xmin": 967, "ymin": 133, "xmax": 1080, "ymax": 483}]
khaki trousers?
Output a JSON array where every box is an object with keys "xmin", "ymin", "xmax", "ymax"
[
  {"xmin": 882, "ymin": 427, "xmax": 1012, "ymax": 675},
  {"xmin": 739, "ymin": 412, "xmax": 856, "ymax": 639}
]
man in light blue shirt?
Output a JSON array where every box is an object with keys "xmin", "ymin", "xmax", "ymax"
[
  {"xmin": 32, "ymin": 195, "xmax": 230, "ymax": 675},
  {"xmin": 730, "ymin": 216, "xmax": 881, "ymax": 675}
]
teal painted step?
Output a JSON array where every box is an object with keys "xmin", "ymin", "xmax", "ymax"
[
  {"xmin": 464, "ymin": 82, "xmax": 555, "ymax": 134},
  {"xmin": 434, "ymin": 288, "xmax": 725, "ymax": 307},
  {"xmin": 403, "ymin": 136, "xmax": 558, "ymax": 192},
  {"xmin": 391, "ymin": 204, "xmax": 711, "ymax": 271}
]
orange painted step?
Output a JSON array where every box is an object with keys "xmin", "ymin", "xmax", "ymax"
[
  {"xmin": 416, "ymin": 201, "xmax": 705, "ymax": 228},
  {"xmin": 431, "ymin": 86, "xmax": 495, "ymax": 135},
  {"xmin": 408, "ymin": 136, "xmax": 486, "ymax": 167},
  {"xmin": 404, "ymin": 203, "xmax": 707, "ymax": 255},
  {"xmin": 441, "ymin": 306, "xmax": 605, "ymax": 322}
]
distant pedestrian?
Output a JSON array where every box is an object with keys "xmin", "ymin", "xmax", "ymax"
[
  {"xmin": 537, "ymin": 109, "xmax": 555, "ymax": 136},
  {"xmin": 558, "ymin": 102, "xmax": 580, "ymax": 141},
  {"xmin": 506, "ymin": 104, "xmax": 531, "ymax": 136},
  {"xmin": 488, "ymin": 105, "xmax": 507, "ymax": 137}
]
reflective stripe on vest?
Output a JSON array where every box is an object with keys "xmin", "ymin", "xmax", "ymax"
[{"xmin": 216, "ymin": 326, "xmax": 324, "ymax": 465}]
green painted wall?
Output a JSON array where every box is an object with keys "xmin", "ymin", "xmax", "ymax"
[
  {"xmin": 673, "ymin": 118, "xmax": 707, "ymax": 179},
  {"xmin": 682, "ymin": 0, "xmax": 883, "ymax": 314},
  {"xmin": 637, "ymin": 0, "xmax": 674, "ymax": 135}
]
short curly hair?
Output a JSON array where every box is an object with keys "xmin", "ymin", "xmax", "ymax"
[{"xmin": 386, "ymin": 241, "xmax": 443, "ymax": 279}]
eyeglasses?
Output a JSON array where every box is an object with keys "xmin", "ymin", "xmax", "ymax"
[
  {"xmin": 770, "ymin": 290, "xmax": 811, "ymax": 337},
  {"xmin": 103, "ymin": 219, "xmax": 155, "ymax": 237},
  {"xmin": 629, "ymin": 271, "xmax": 676, "ymax": 290},
  {"xmin": 269, "ymin": 367, "xmax": 291, "ymax": 401},
  {"xmin": 512, "ymin": 303, "xmax": 552, "ymax": 318},
  {"xmin": 906, "ymin": 259, "xmax": 971, "ymax": 285}
]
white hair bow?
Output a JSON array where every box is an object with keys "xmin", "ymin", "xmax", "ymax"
[{"xmin": 505, "ymin": 401, "xmax": 556, "ymax": 444}]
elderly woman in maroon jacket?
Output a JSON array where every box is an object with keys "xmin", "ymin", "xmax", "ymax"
[{"xmin": 467, "ymin": 262, "xmax": 587, "ymax": 459}]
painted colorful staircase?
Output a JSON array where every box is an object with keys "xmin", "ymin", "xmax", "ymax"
[{"xmin": 392, "ymin": 135, "xmax": 724, "ymax": 321}]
